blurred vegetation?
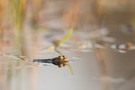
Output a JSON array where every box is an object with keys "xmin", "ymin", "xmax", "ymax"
[
  {"xmin": 0, "ymin": 0, "xmax": 135, "ymax": 90},
  {"xmin": 0, "ymin": 0, "xmax": 135, "ymax": 54}
]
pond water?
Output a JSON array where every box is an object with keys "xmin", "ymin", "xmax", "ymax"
[
  {"xmin": 1, "ymin": 0, "xmax": 135, "ymax": 90},
  {"xmin": 0, "ymin": 28, "xmax": 135, "ymax": 90},
  {"xmin": 0, "ymin": 30, "xmax": 103, "ymax": 90},
  {"xmin": 0, "ymin": 51, "xmax": 102, "ymax": 90}
]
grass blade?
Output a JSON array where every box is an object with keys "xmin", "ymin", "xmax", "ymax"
[
  {"xmin": 55, "ymin": 27, "xmax": 74, "ymax": 74},
  {"xmin": 59, "ymin": 27, "xmax": 73, "ymax": 46},
  {"xmin": 59, "ymin": 27, "xmax": 74, "ymax": 74},
  {"xmin": 67, "ymin": 63, "xmax": 73, "ymax": 74}
]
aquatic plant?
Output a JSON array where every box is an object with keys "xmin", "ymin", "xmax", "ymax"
[
  {"xmin": 55, "ymin": 27, "xmax": 74, "ymax": 74},
  {"xmin": 10, "ymin": 0, "xmax": 27, "ymax": 55}
]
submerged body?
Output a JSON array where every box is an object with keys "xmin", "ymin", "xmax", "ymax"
[
  {"xmin": 33, "ymin": 58, "xmax": 54, "ymax": 63},
  {"xmin": 32, "ymin": 56, "xmax": 68, "ymax": 67}
]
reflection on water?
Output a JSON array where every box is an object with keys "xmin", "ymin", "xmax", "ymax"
[
  {"xmin": 0, "ymin": 30, "xmax": 100, "ymax": 90},
  {"xmin": 1, "ymin": 1, "xmax": 135, "ymax": 89},
  {"xmin": 0, "ymin": 48, "xmax": 101, "ymax": 90},
  {"xmin": 1, "ymin": 28, "xmax": 135, "ymax": 90}
]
